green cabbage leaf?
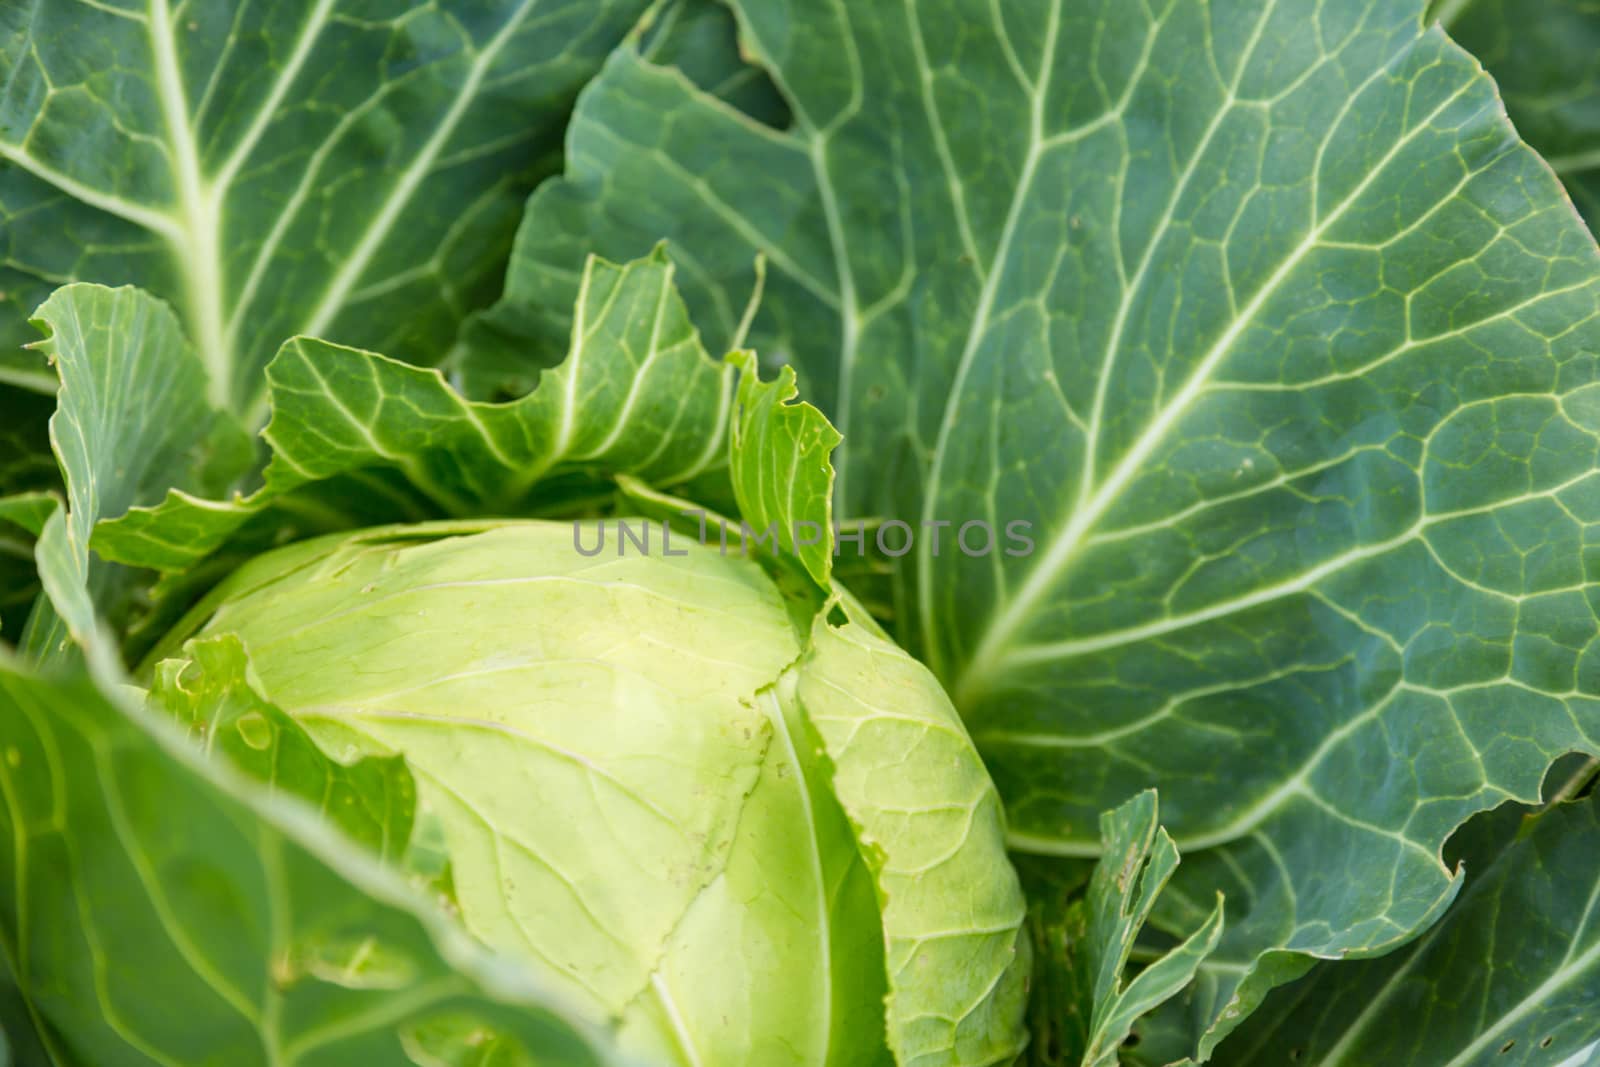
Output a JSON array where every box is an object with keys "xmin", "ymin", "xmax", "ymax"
[
  {"xmin": 0, "ymin": 0, "xmax": 647, "ymax": 411},
  {"xmin": 1434, "ymin": 0, "xmax": 1600, "ymax": 228},
  {"xmin": 1220, "ymin": 773, "xmax": 1600, "ymax": 1065}
]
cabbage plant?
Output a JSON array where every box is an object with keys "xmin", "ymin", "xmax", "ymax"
[{"xmin": 4, "ymin": 0, "xmax": 1600, "ymax": 1065}]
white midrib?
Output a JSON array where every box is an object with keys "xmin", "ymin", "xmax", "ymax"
[
  {"xmin": 652, "ymin": 973, "xmax": 706, "ymax": 1067},
  {"xmin": 730, "ymin": 1, "xmax": 861, "ymax": 510},
  {"xmin": 574, "ymin": 263, "xmax": 676, "ymax": 461},
  {"xmin": 149, "ymin": 0, "xmax": 229, "ymax": 409},
  {"xmin": 0, "ymin": 143, "xmax": 183, "ymax": 242},
  {"xmin": 955, "ymin": 75, "xmax": 1477, "ymax": 705},
  {"xmin": 1003, "ymin": 525, "xmax": 1414, "ymax": 664},
  {"xmin": 133, "ymin": 0, "xmax": 501, "ymax": 418},
  {"xmin": 208, "ymin": 0, "xmax": 336, "ymax": 196},
  {"xmin": 815, "ymin": 139, "xmax": 859, "ymax": 512},
  {"xmin": 144, "ymin": 0, "xmax": 333, "ymax": 411},
  {"xmin": 552, "ymin": 256, "xmax": 607, "ymax": 460}
]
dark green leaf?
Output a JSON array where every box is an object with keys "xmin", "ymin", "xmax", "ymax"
[
  {"xmin": 0, "ymin": 0, "xmax": 649, "ymax": 415},
  {"xmin": 1216, "ymin": 789, "xmax": 1600, "ymax": 1065},
  {"xmin": 1436, "ymin": 0, "xmax": 1600, "ymax": 228}
]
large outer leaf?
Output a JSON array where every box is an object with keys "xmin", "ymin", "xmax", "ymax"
[
  {"xmin": 511, "ymin": 0, "xmax": 1600, "ymax": 1037},
  {"xmin": 1215, "ymin": 789, "xmax": 1600, "ymax": 1065},
  {"xmin": 1435, "ymin": 0, "xmax": 1600, "ymax": 228},
  {"xmin": 0, "ymin": 656, "xmax": 626, "ymax": 1067},
  {"xmin": 0, "ymin": 0, "xmax": 645, "ymax": 412}
]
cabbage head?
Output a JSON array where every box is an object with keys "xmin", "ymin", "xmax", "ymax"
[{"xmin": 152, "ymin": 518, "xmax": 1032, "ymax": 1066}]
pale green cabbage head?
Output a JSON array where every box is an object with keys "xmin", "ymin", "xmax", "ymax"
[{"xmin": 159, "ymin": 518, "xmax": 1031, "ymax": 1066}]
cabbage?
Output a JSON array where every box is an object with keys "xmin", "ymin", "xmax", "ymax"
[
  {"xmin": 146, "ymin": 519, "xmax": 1028, "ymax": 1064},
  {"xmin": 4, "ymin": 0, "xmax": 1600, "ymax": 1061}
]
